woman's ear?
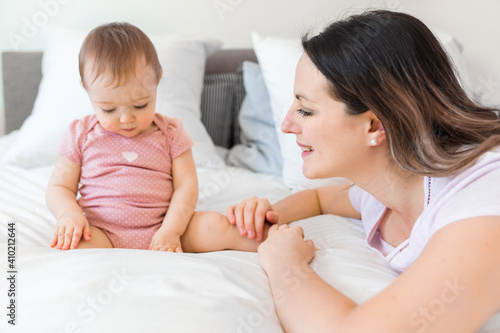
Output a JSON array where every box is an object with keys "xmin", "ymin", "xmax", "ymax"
[{"xmin": 366, "ymin": 111, "xmax": 386, "ymax": 146}]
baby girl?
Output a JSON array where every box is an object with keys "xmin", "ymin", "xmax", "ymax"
[{"xmin": 46, "ymin": 22, "xmax": 266, "ymax": 252}]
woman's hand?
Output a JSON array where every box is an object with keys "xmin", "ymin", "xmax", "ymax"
[
  {"xmin": 258, "ymin": 224, "xmax": 316, "ymax": 273},
  {"xmin": 226, "ymin": 196, "xmax": 280, "ymax": 242},
  {"xmin": 50, "ymin": 210, "xmax": 91, "ymax": 250}
]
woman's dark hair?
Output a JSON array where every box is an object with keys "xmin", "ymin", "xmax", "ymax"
[{"xmin": 302, "ymin": 10, "xmax": 500, "ymax": 176}]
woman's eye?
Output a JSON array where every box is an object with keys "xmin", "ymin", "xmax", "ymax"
[
  {"xmin": 297, "ymin": 108, "xmax": 312, "ymax": 117},
  {"xmin": 134, "ymin": 103, "xmax": 148, "ymax": 110}
]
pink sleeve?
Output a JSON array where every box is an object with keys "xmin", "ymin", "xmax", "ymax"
[
  {"xmin": 167, "ymin": 118, "xmax": 194, "ymax": 160},
  {"xmin": 58, "ymin": 119, "xmax": 87, "ymax": 165}
]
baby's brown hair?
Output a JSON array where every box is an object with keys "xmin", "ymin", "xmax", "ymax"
[{"xmin": 79, "ymin": 22, "xmax": 162, "ymax": 89}]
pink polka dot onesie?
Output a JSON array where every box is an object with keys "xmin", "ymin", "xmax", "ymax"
[{"xmin": 58, "ymin": 114, "xmax": 194, "ymax": 249}]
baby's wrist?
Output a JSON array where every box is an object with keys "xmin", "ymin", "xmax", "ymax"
[
  {"xmin": 158, "ymin": 225, "xmax": 183, "ymax": 237},
  {"xmin": 59, "ymin": 209, "xmax": 84, "ymax": 219}
]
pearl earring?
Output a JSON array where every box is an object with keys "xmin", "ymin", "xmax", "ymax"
[{"xmin": 370, "ymin": 139, "xmax": 378, "ymax": 146}]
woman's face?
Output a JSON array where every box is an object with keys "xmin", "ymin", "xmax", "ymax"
[{"xmin": 281, "ymin": 53, "xmax": 369, "ymax": 180}]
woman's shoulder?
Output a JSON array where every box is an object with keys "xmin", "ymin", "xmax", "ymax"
[
  {"xmin": 428, "ymin": 147, "xmax": 500, "ymax": 232},
  {"xmin": 435, "ymin": 147, "xmax": 500, "ymax": 199},
  {"xmin": 476, "ymin": 146, "xmax": 500, "ymax": 165},
  {"xmin": 454, "ymin": 147, "xmax": 500, "ymax": 180}
]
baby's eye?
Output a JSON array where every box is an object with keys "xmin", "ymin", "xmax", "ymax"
[
  {"xmin": 102, "ymin": 108, "xmax": 116, "ymax": 113},
  {"xmin": 134, "ymin": 103, "xmax": 148, "ymax": 110},
  {"xmin": 297, "ymin": 108, "xmax": 312, "ymax": 117}
]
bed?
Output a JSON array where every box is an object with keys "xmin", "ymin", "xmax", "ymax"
[{"xmin": 0, "ymin": 29, "xmax": 499, "ymax": 333}]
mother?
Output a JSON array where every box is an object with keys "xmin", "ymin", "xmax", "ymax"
[{"xmin": 226, "ymin": 10, "xmax": 500, "ymax": 332}]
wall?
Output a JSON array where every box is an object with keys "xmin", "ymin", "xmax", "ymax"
[{"xmin": 0, "ymin": 0, "xmax": 499, "ymax": 135}]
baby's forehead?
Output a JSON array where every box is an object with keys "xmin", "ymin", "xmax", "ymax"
[
  {"xmin": 86, "ymin": 74, "xmax": 156, "ymax": 105},
  {"xmin": 83, "ymin": 55, "xmax": 157, "ymax": 88}
]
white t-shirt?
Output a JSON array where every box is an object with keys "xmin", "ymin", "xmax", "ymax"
[{"xmin": 349, "ymin": 148, "xmax": 500, "ymax": 273}]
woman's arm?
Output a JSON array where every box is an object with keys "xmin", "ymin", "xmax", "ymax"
[
  {"xmin": 261, "ymin": 216, "xmax": 500, "ymax": 333},
  {"xmin": 149, "ymin": 148, "xmax": 198, "ymax": 251},
  {"xmin": 46, "ymin": 155, "xmax": 91, "ymax": 250},
  {"xmin": 227, "ymin": 181, "xmax": 360, "ymax": 241}
]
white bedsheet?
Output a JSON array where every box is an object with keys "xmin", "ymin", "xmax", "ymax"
[{"xmin": 0, "ymin": 133, "xmax": 499, "ymax": 333}]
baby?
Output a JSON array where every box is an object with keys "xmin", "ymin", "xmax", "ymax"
[{"xmin": 46, "ymin": 22, "xmax": 264, "ymax": 252}]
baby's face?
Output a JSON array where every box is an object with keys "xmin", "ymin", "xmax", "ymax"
[{"xmin": 85, "ymin": 57, "xmax": 159, "ymax": 138}]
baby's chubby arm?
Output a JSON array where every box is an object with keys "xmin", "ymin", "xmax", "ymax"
[
  {"xmin": 46, "ymin": 155, "xmax": 91, "ymax": 250},
  {"xmin": 149, "ymin": 148, "xmax": 198, "ymax": 252}
]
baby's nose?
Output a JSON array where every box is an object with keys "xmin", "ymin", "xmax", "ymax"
[{"xmin": 120, "ymin": 112, "xmax": 134, "ymax": 123}]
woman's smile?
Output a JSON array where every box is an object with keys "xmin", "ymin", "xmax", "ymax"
[{"xmin": 298, "ymin": 142, "xmax": 315, "ymax": 157}]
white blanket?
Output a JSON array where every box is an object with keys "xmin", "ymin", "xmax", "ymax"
[{"xmin": 0, "ymin": 135, "xmax": 498, "ymax": 332}]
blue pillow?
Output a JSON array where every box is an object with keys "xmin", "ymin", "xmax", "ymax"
[{"xmin": 226, "ymin": 61, "xmax": 283, "ymax": 176}]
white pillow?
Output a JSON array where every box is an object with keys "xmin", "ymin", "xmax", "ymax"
[
  {"xmin": 251, "ymin": 32, "xmax": 345, "ymax": 192},
  {"xmin": 2, "ymin": 28, "xmax": 225, "ymax": 169},
  {"xmin": 251, "ymin": 30, "xmax": 473, "ymax": 192}
]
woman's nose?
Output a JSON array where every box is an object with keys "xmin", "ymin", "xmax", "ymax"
[{"xmin": 281, "ymin": 108, "xmax": 300, "ymax": 134}]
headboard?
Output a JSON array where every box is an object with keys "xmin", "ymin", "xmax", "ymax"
[{"xmin": 2, "ymin": 49, "xmax": 258, "ymax": 148}]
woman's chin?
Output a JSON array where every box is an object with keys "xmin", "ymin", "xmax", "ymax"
[
  {"xmin": 303, "ymin": 166, "xmax": 339, "ymax": 180},
  {"xmin": 302, "ymin": 168, "xmax": 317, "ymax": 180}
]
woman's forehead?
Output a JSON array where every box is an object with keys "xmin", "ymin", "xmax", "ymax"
[{"xmin": 295, "ymin": 53, "xmax": 332, "ymax": 103}]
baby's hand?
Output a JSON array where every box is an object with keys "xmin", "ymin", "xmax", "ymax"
[
  {"xmin": 149, "ymin": 227, "xmax": 183, "ymax": 252},
  {"xmin": 50, "ymin": 211, "xmax": 91, "ymax": 250},
  {"xmin": 226, "ymin": 196, "xmax": 279, "ymax": 242}
]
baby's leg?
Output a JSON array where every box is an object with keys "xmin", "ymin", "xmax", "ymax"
[
  {"xmin": 181, "ymin": 211, "xmax": 270, "ymax": 253},
  {"xmin": 77, "ymin": 226, "xmax": 113, "ymax": 249}
]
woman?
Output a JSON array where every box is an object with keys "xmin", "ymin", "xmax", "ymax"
[{"xmin": 226, "ymin": 10, "xmax": 500, "ymax": 332}]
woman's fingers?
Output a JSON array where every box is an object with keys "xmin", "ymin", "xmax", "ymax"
[
  {"xmin": 267, "ymin": 223, "xmax": 280, "ymax": 237},
  {"xmin": 227, "ymin": 197, "xmax": 278, "ymax": 241},
  {"xmin": 254, "ymin": 204, "xmax": 268, "ymax": 241},
  {"xmin": 293, "ymin": 226, "xmax": 305, "ymax": 238},
  {"xmin": 258, "ymin": 224, "xmax": 317, "ymax": 271},
  {"xmin": 251, "ymin": 198, "xmax": 276, "ymax": 241},
  {"xmin": 226, "ymin": 205, "xmax": 236, "ymax": 224},
  {"xmin": 243, "ymin": 198, "xmax": 258, "ymax": 239},
  {"xmin": 234, "ymin": 201, "xmax": 247, "ymax": 236},
  {"xmin": 305, "ymin": 239, "xmax": 319, "ymax": 251},
  {"xmin": 265, "ymin": 211, "xmax": 279, "ymax": 224}
]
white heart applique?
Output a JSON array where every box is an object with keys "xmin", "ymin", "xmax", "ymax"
[{"xmin": 122, "ymin": 152, "xmax": 138, "ymax": 163}]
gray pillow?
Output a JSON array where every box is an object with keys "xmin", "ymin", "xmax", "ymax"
[
  {"xmin": 226, "ymin": 61, "xmax": 282, "ymax": 176},
  {"xmin": 201, "ymin": 67, "xmax": 244, "ymax": 148}
]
